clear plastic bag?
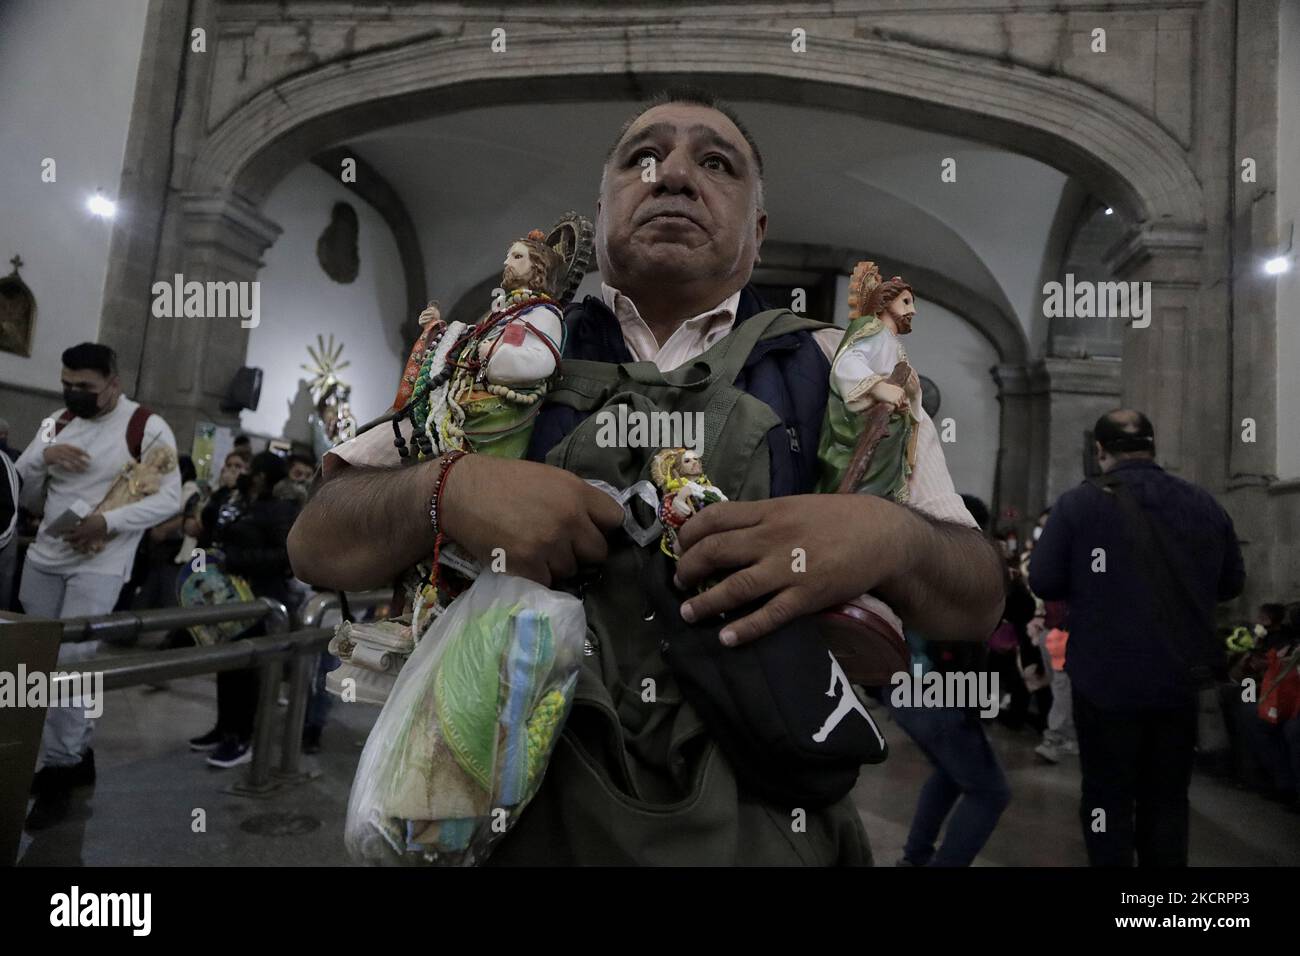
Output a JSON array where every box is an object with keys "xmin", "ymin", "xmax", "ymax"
[{"xmin": 344, "ymin": 572, "xmax": 586, "ymax": 865}]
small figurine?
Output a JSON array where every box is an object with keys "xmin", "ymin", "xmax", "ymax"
[
  {"xmin": 816, "ymin": 262, "xmax": 921, "ymax": 501},
  {"xmin": 389, "ymin": 302, "xmax": 445, "ymax": 415},
  {"xmin": 650, "ymin": 447, "xmax": 728, "ymax": 558}
]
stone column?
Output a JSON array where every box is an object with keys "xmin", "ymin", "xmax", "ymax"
[
  {"xmin": 1103, "ymin": 224, "xmax": 1211, "ymax": 484},
  {"xmin": 990, "ymin": 363, "xmax": 1033, "ymax": 531},
  {"xmin": 135, "ymin": 192, "xmax": 281, "ymax": 446},
  {"xmin": 1032, "ymin": 357, "xmax": 1123, "ymax": 508}
]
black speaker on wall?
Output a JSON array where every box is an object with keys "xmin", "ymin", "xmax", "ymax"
[{"xmin": 221, "ymin": 366, "xmax": 262, "ymax": 412}]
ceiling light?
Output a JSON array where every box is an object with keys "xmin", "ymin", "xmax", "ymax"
[{"xmin": 87, "ymin": 192, "xmax": 116, "ymax": 219}]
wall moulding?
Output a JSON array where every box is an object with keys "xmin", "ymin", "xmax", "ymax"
[{"xmin": 188, "ymin": 25, "xmax": 1205, "ymax": 236}]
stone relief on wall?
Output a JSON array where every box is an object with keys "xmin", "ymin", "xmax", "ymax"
[
  {"xmin": 0, "ymin": 255, "xmax": 36, "ymax": 357},
  {"xmin": 316, "ymin": 202, "xmax": 359, "ymax": 283}
]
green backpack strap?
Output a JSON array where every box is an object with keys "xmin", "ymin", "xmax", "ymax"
[{"xmin": 549, "ymin": 309, "xmax": 835, "ymax": 413}]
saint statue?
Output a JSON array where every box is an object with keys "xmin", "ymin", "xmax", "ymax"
[
  {"xmin": 328, "ymin": 214, "xmax": 593, "ymax": 704},
  {"xmin": 397, "ymin": 213, "xmax": 593, "ymax": 463},
  {"xmin": 813, "ymin": 262, "xmax": 923, "ymax": 685},
  {"xmin": 816, "ymin": 262, "xmax": 921, "ymax": 501}
]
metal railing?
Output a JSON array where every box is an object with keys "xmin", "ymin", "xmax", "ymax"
[
  {"xmin": 49, "ymin": 590, "xmax": 391, "ymax": 791},
  {"xmin": 61, "ymin": 597, "xmax": 290, "ymax": 644}
]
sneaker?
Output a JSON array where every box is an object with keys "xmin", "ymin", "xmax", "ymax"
[
  {"xmin": 31, "ymin": 749, "xmax": 96, "ymax": 794},
  {"xmin": 25, "ymin": 790, "xmax": 72, "ymax": 831},
  {"xmin": 67, "ymin": 748, "xmax": 95, "ymax": 788},
  {"xmin": 1034, "ymin": 742, "xmax": 1061, "ymax": 764},
  {"xmin": 188, "ymin": 727, "xmax": 224, "ymax": 751},
  {"xmin": 301, "ymin": 726, "xmax": 322, "ymax": 755},
  {"xmin": 206, "ymin": 736, "xmax": 253, "ymax": 769}
]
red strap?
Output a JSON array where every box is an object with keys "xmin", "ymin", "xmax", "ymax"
[
  {"xmin": 52, "ymin": 404, "xmax": 153, "ymax": 460},
  {"xmin": 52, "ymin": 409, "xmax": 75, "ymax": 436},
  {"xmin": 127, "ymin": 405, "xmax": 153, "ymax": 461}
]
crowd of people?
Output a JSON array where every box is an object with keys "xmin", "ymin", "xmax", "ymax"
[
  {"xmin": 885, "ymin": 410, "xmax": 1299, "ymax": 868},
  {"xmin": 1, "ymin": 343, "xmax": 334, "ymax": 830},
  {"xmin": 3, "ymin": 343, "xmax": 1295, "ymax": 861}
]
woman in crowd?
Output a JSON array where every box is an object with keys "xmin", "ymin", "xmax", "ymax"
[{"xmin": 187, "ymin": 451, "xmax": 301, "ymax": 768}]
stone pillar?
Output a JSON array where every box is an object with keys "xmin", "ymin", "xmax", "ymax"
[
  {"xmin": 1103, "ymin": 224, "xmax": 1211, "ymax": 484},
  {"xmin": 135, "ymin": 192, "xmax": 281, "ymax": 447},
  {"xmin": 1031, "ymin": 357, "xmax": 1123, "ymax": 508},
  {"xmin": 990, "ymin": 363, "xmax": 1032, "ymax": 531}
]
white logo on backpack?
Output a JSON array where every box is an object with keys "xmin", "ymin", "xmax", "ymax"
[{"xmin": 812, "ymin": 651, "xmax": 884, "ymax": 747}]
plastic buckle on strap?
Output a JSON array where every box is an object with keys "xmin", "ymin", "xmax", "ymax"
[{"xmin": 586, "ymin": 479, "xmax": 662, "ymax": 547}]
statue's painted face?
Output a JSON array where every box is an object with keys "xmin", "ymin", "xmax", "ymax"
[
  {"xmin": 886, "ymin": 289, "xmax": 916, "ymax": 334},
  {"xmin": 502, "ymin": 242, "xmax": 533, "ymax": 289},
  {"xmin": 597, "ymin": 103, "xmax": 766, "ymax": 298},
  {"xmin": 680, "ymin": 450, "xmax": 703, "ymax": 476}
]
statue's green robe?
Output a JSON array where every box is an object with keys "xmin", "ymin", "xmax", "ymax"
[{"xmin": 815, "ymin": 315, "xmax": 916, "ymax": 502}]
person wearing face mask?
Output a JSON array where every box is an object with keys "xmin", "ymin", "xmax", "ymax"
[
  {"xmin": 187, "ymin": 451, "xmax": 301, "ymax": 768},
  {"xmin": 14, "ymin": 342, "xmax": 181, "ymax": 830}
]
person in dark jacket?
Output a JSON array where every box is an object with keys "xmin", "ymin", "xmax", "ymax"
[
  {"xmin": 1029, "ymin": 409, "xmax": 1245, "ymax": 866},
  {"xmin": 188, "ymin": 451, "xmax": 300, "ymax": 768}
]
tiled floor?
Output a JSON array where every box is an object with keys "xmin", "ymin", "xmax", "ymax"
[{"xmin": 15, "ymin": 666, "xmax": 1300, "ymax": 867}]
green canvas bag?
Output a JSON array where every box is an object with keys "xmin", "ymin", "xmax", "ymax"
[{"xmin": 487, "ymin": 309, "xmax": 874, "ymax": 866}]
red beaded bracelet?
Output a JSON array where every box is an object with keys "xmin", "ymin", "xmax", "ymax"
[{"xmin": 427, "ymin": 449, "xmax": 468, "ymax": 590}]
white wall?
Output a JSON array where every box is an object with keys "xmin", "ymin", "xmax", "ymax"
[
  {"xmin": 1277, "ymin": 0, "xmax": 1300, "ymax": 479},
  {"xmin": 242, "ymin": 165, "xmax": 407, "ymax": 446},
  {"xmin": 832, "ymin": 277, "xmax": 1000, "ymax": 504},
  {"xmin": 0, "ymin": 0, "xmax": 149, "ymax": 391}
]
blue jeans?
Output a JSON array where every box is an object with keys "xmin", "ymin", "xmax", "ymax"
[
  {"xmin": 19, "ymin": 562, "xmax": 124, "ymax": 769},
  {"xmin": 305, "ymin": 651, "xmax": 340, "ymax": 731},
  {"xmin": 888, "ymin": 703, "xmax": 1011, "ymax": 866}
]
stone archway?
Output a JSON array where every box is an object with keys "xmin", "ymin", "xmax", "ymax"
[{"xmin": 118, "ymin": 20, "xmax": 1208, "ymax": 478}]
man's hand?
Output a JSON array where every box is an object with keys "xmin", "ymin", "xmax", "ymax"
[
  {"xmin": 674, "ymin": 494, "xmax": 1004, "ymax": 646},
  {"xmin": 441, "ymin": 455, "xmax": 624, "ymax": 582},
  {"xmin": 440, "ymin": 455, "xmax": 624, "ymax": 587},
  {"xmin": 64, "ymin": 513, "xmax": 109, "ymax": 552},
  {"xmin": 44, "ymin": 444, "xmax": 91, "ymax": 472},
  {"xmin": 674, "ymin": 495, "xmax": 917, "ymax": 646}
]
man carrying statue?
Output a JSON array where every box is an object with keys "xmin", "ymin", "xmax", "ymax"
[{"xmin": 289, "ymin": 88, "xmax": 1005, "ymax": 866}]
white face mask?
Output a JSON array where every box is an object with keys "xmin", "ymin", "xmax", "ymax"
[{"xmin": 1255, "ymin": 624, "xmax": 1268, "ymax": 639}]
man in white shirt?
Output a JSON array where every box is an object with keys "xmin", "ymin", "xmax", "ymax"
[
  {"xmin": 14, "ymin": 343, "xmax": 181, "ymax": 827},
  {"xmin": 289, "ymin": 90, "xmax": 1005, "ymax": 863}
]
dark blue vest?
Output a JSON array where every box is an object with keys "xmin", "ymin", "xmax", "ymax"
[{"xmin": 525, "ymin": 285, "xmax": 831, "ymax": 497}]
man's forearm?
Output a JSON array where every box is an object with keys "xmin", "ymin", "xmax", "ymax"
[
  {"xmin": 874, "ymin": 506, "xmax": 1005, "ymax": 642},
  {"xmin": 287, "ymin": 461, "xmax": 437, "ymax": 590}
]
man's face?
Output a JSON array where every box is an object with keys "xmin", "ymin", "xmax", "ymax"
[
  {"xmin": 61, "ymin": 366, "xmax": 119, "ymax": 417},
  {"xmin": 288, "ymin": 461, "xmax": 313, "ymax": 483},
  {"xmin": 597, "ymin": 103, "xmax": 766, "ymax": 297}
]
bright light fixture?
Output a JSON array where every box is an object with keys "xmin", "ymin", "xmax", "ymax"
[
  {"xmin": 1264, "ymin": 255, "xmax": 1291, "ymax": 275},
  {"xmin": 1104, "ymin": 207, "xmax": 1114, "ymax": 216},
  {"xmin": 87, "ymin": 193, "xmax": 116, "ymax": 218}
]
